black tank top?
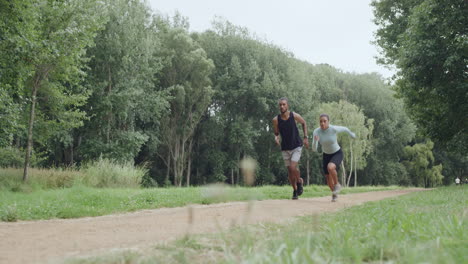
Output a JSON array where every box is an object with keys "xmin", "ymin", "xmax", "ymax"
[{"xmin": 278, "ymin": 112, "xmax": 303, "ymax": 151}]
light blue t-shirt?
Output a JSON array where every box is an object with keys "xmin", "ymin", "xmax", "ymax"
[{"xmin": 312, "ymin": 125, "xmax": 356, "ymax": 154}]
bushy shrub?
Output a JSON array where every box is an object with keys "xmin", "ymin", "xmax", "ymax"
[
  {"xmin": 0, "ymin": 147, "xmax": 24, "ymax": 168},
  {"xmin": 1, "ymin": 204, "xmax": 18, "ymax": 222},
  {"xmin": 0, "ymin": 147, "xmax": 45, "ymax": 168},
  {"xmin": 81, "ymin": 158, "xmax": 147, "ymax": 188},
  {"xmin": 141, "ymin": 173, "xmax": 158, "ymax": 188}
]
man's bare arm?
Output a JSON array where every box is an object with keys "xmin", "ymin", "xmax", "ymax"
[
  {"xmin": 272, "ymin": 117, "xmax": 280, "ymax": 146},
  {"xmin": 294, "ymin": 113, "xmax": 309, "ymax": 148}
]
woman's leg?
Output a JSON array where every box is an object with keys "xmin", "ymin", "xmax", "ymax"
[
  {"xmin": 327, "ymin": 162, "xmax": 339, "ymax": 187},
  {"xmin": 325, "ymin": 174, "xmax": 334, "ymax": 191}
]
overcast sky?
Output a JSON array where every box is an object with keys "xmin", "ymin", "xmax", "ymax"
[{"xmin": 147, "ymin": 0, "xmax": 395, "ymax": 79}]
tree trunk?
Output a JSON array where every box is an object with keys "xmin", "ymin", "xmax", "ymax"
[
  {"xmin": 23, "ymin": 70, "xmax": 44, "ymax": 182},
  {"xmin": 15, "ymin": 136, "xmax": 21, "ymax": 149},
  {"xmin": 165, "ymin": 151, "xmax": 171, "ymax": 185},
  {"xmin": 173, "ymin": 136, "xmax": 187, "ymax": 187},
  {"xmin": 106, "ymin": 65, "xmax": 112, "ymax": 144},
  {"xmin": 179, "ymin": 138, "xmax": 186, "ymax": 187},
  {"xmin": 172, "ymin": 140, "xmax": 178, "ymax": 186},
  {"xmin": 341, "ymin": 161, "xmax": 346, "ymax": 185},
  {"xmin": 236, "ymin": 153, "xmax": 240, "ymax": 185},
  {"xmin": 319, "ymin": 168, "xmax": 323, "ymax": 184},
  {"xmin": 354, "ymin": 154, "xmax": 357, "ymax": 187},
  {"xmin": 70, "ymin": 141, "xmax": 74, "ymax": 167},
  {"xmin": 23, "ymin": 83, "xmax": 38, "ymax": 182},
  {"xmin": 346, "ymin": 172, "xmax": 352, "ymax": 188},
  {"xmin": 186, "ymin": 156, "xmax": 191, "ymax": 187},
  {"xmin": 306, "ymin": 149, "xmax": 310, "ymax": 185},
  {"xmin": 347, "ymin": 143, "xmax": 353, "ymax": 187},
  {"xmin": 173, "ymin": 155, "xmax": 178, "ymax": 186},
  {"xmin": 231, "ymin": 168, "xmax": 234, "ymax": 185},
  {"xmin": 63, "ymin": 142, "xmax": 74, "ymax": 167},
  {"xmin": 186, "ymin": 139, "xmax": 193, "ymax": 187}
]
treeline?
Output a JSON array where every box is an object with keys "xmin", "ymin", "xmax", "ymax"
[{"xmin": 1, "ymin": 0, "xmax": 465, "ymax": 187}]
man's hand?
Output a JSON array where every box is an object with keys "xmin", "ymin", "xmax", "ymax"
[
  {"xmin": 303, "ymin": 137, "xmax": 309, "ymax": 148},
  {"xmin": 275, "ymin": 135, "xmax": 280, "ymax": 146}
]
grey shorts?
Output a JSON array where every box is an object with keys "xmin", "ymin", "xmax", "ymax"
[{"xmin": 282, "ymin": 146, "xmax": 302, "ymax": 167}]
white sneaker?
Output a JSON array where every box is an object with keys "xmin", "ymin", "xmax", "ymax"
[
  {"xmin": 332, "ymin": 194, "xmax": 337, "ymax": 202},
  {"xmin": 333, "ymin": 183, "xmax": 342, "ymax": 195}
]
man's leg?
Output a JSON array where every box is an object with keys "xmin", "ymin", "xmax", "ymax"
[
  {"xmin": 288, "ymin": 164, "xmax": 297, "ymax": 191},
  {"xmin": 287, "ymin": 165, "xmax": 299, "ymax": 200},
  {"xmin": 290, "ymin": 162, "xmax": 303, "ymax": 185},
  {"xmin": 297, "ymin": 168, "xmax": 303, "ymax": 195},
  {"xmin": 291, "ymin": 147, "xmax": 304, "ymax": 195},
  {"xmin": 283, "ymin": 151, "xmax": 298, "ymax": 199},
  {"xmin": 290, "ymin": 162, "xmax": 304, "ymax": 195},
  {"xmin": 282, "ymin": 151, "xmax": 296, "ymax": 190}
]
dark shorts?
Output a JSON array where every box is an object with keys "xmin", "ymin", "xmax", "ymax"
[{"xmin": 323, "ymin": 148, "xmax": 343, "ymax": 174}]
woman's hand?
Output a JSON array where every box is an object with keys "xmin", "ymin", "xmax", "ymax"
[{"xmin": 314, "ymin": 135, "xmax": 319, "ymax": 142}]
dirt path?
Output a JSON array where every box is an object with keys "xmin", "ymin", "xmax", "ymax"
[{"xmin": 0, "ymin": 189, "xmax": 425, "ymax": 264}]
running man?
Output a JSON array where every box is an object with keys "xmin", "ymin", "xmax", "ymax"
[
  {"xmin": 272, "ymin": 97, "xmax": 309, "ymax": 200},
  {"xmin": 312, "ymin": 114, "xmax": 356, "ymax": 202}
]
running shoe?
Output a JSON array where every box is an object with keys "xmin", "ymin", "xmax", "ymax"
[
  {"xmin": 332, "ymin": 183, "xmax": 342, "ymax": 195},
  {"xmin": 292, "ymin": 190, "xmax": 298, "ymax": 200},
  {"xmin": 332, "ymin": 193, "xmax": 337, "ymax": 202},
  {"xmin": 297, "ymin": 181, "xmax": 303, "ymax": 196}
]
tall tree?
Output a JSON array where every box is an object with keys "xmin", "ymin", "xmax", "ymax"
[
  {"xmin": 78, "ymin": 0, "xmax": 167, "ymax": 163},
  {"xmin": 156, "ymin": 17, "xmax": 214, "ymax": 186},
  {"xmin": 372, "ymin": 0, "xmax": 467, "ymax": 151},
  {"xmin": 344, "ymin": 73, "xmax": 416, "ymax": 185},
  {"xmin": 3, "ymin": 0, "xmax": 106, "ymax": 180}
]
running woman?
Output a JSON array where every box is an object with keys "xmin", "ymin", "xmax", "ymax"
[
  {"xmin": 272, "ymin": 97, "xmax": 309, "ymax": 200},
  {"xmin": 312, "ymin": 114, "xmax": 356, "ymax": 202}
]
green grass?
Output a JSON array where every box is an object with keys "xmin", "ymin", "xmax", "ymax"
[
  {"xmin": 67, "ymin": 186, "xmax": 467, "ymax": 264},
  {"xmin": 0, "ymin": 184, "xmax": 399, "ymax": 221}
]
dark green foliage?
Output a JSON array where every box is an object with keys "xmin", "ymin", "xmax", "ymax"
[
  {"xmin": 402, "ymin": 140, "xmax": 444, "ymax": 187},
  {"xmin": 76, "ymin": 0, "xmax": 167, "ymax": 163},
  {"xmin": 433, "ymin": 146, "xmax": 468, "ymax": 185},
  {"xmin": 372, "ymin": 0, "xmax": 468, "ymax": 151},
  {"xmin": 0, "ymin": 147, "xmax": 44, "ymax": 168}
]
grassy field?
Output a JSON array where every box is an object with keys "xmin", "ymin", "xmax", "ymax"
[
  {"xmin": 67, "ymin": 186, "xmax": 467, "ymax": 264},
  {"xmin": 0, "ymin": 184, "xmax": 399, "ymax": 221},
  {"xmin": 0, "ymin": 159, "xmax": 146, "ymax": 192}
]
